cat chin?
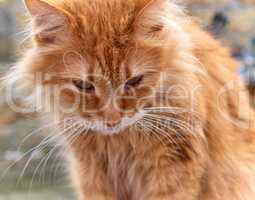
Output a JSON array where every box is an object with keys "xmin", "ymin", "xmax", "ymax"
[{"xmin": 66, "ymin": 111, "xmax": 145, "ymax": 135}]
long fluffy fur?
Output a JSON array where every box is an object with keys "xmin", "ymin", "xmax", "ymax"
[{"xmin": 4, "ymin": 0, "xmax": 255, "ymax": 199}]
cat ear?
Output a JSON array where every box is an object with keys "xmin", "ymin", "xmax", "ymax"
[
  {"xmin": 24, "ymin": 0, "xmax": 67, "ymax": 44},
  {"xmin": 134, "ymin": 0, "xmax": 182, "ymax": 42}
]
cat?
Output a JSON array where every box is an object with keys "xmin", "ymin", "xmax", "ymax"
[{"xmin": 4, "ymin": 0, "xmax": 255, "ymax": 199}]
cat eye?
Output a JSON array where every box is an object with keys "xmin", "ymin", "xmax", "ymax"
[
  {"xmin": 72, "ymin": 79, "xmax": 95, "ymax": 93},
  {"xmin": 124, "ymin": 75, "xmax": 144, "ymax": 91}
]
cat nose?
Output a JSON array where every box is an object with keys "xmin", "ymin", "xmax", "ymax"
[
  {"xmin": 103, "ymin": 107, "xmax": 121, "ymax": 127},
  {"xmin": 106, "ymin": 121, "xmax": 120, "ymax": 128}
]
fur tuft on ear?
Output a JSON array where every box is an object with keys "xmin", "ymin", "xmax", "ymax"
[
  {"xmin": 134, "ymin": 0, "xmax": 186, "ymax": 43},
  {"xmin": 24, "ymin": 0, "xmax": 67, "ymax": 44}
]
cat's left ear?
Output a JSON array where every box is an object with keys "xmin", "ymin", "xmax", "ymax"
[
  {"xmin": 134, "ymin": 0, "xmax": 183, "ymax": 42},
  {"xmin": 24, "ymin": 0, "xmax": 68, "ymax": 44}
]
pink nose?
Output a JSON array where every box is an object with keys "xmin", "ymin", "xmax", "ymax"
[
  {"xmin": 106, "ymin": 121, "xmax": 120, "ymax": 128},
  {"xmin": 103, "ymin": 107, "xmax": 121, "ymax": 128}
]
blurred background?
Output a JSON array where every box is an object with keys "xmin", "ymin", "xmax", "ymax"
[{"xmin": 0, "ymin": 0, "xmax": 255, "ymax": 199}]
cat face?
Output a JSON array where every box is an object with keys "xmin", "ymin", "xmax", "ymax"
[
  {"xmin": 53, "ymin": 47, "xmax": 162, "ymax": 134},
  {"xmin": 19, "ymin": 0, "xmax": 193, "ymax": 134}
]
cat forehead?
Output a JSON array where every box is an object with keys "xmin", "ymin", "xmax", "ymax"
[
  {"xmin": 68, "ymin": 3, "xmax": 137, "ymax": 44},
  {"xmin": 64, "ymin": 1, "xmax": 139, "ymax": 60},
  {"xmin": 63, "ymin": 47, "xmax": 134, "ymax": 82}
]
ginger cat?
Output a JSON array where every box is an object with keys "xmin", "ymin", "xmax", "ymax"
[{"xmin": 5, "ymin": 0, "xmax": 255, "ymax": 199}]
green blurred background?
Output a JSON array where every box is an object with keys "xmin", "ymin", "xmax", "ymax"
[{"xmin": 0, "ymin": 0, "xmax": 255, "ymax": 199}]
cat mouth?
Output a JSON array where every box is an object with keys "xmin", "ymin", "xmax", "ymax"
[
  {"xmin": 68, "ymin": 112, "xmax": 145, "ymax": 135},
  {"xmin": 92, "ymin": 112, "xmax": 145, "ymax": 135}
]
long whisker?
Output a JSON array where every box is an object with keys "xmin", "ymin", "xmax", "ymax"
[
  {"xmin": 144, "ymin": 114, "xmax": 196, "ymax": 133},
  {"xmin": 1, "ymin": 121, "xmax": 65, "ymax": 183},
  {"xmin": 144, "ymin": 113, "xmax": 203, "ymax": 139},
  {"xmin": 143, "ymin": 115, "xmax": 192, "ymax": 143},
  {"xmin": 134, "ymin": 121, "xmax": 154, "ymax": 146},
  {"xmin": 143, "ymin": 106, "xmax": 201, "ymax": 119},
  {"xmin": 18, "ymin": 121, "xmax": 60, "ymax": 150},
  {"xmin": 15, "ymin": 122, "xmax": 69, "ymax": 184},
  {"xmin": 27, "ymin": 121, "xmax": 81, "ymax": 191},
  {"xmin": 144, "ymin": 106, "xmax": 188, "ymax": 112},
  {"xmin": 137, "ymin": 119, "xmax": 179, "ymax": 159},
  {"xmin": 40, "ymin": 124, "xmax": 84, "ymax": 185},
  {"xmin": 51, "ymin": 124, "xmax": 90, "ymax": 184},
  {"xmin": 142, "ymin": 118, "xmax": 178, "ymax": 145}
]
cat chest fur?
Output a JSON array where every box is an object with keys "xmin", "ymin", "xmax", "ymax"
[{"xmin": 68, "ymin": 130, "xmax": 207, "ymax": 200}]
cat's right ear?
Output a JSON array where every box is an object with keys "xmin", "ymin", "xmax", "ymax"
[{"xmin": 24, "ymin": 0, "xmax": 68, "ymax": 44}]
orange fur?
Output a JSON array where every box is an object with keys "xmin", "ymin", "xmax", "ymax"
[{"xmin": 5, "ymin": 0, "xmax": 255, "ymax": 199}]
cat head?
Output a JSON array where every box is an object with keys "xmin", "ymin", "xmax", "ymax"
[{"xmin": 7, "ymin": 0, "xmax": 197, "ymax": 134}]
